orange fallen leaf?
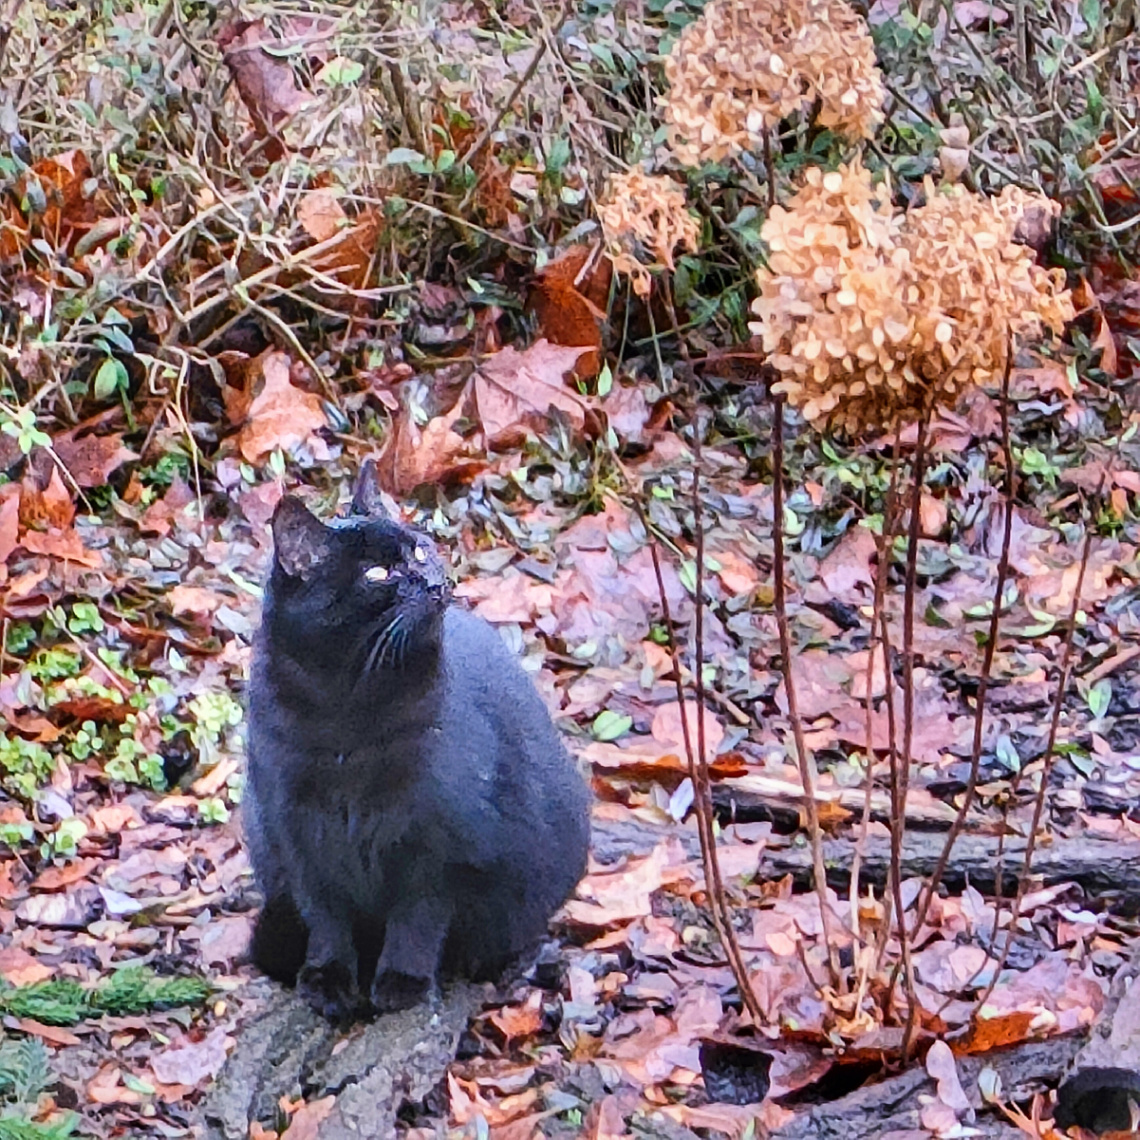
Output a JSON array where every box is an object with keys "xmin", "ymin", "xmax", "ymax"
[
  {"xmin": 14, "ymin": 1018, "xmax": 81, "ymax": 1047},
  {"xmin": 0, "ymin": 947, "xmax": 54, "ymax": 987},
  {"xmin": 281, "ymin": 1095, "xmax": 336, "ymax": 1139},
  {"xmin": 168, "ymin": 584, "xmax": 227, "ymax": 618},
  {"xmin": 53, "ymin": 430, "xmax": 137, "ymax": 489},
  {"xmin": 651, "ymin": 701, "xmax": 725, "ymax": 759},
  {"xmin": 20, "ymin": 527, "xmax": 102, "ymax": 568},
  {"xmin": 526, "ymin": 246, "xmax": 610, "ymax": 380},
  {"xmin": 238, "ymin": 352, "xmax": 327, "ymax": 464},
  {"xmin": 0, "ymin": 488, "xmax": 20, "ymax": 563},
  {"xmin": 32, "ymin": 858, "xmax": 96, "ymax": 892},
  {"xmin": 488, "ymin": 990, "xmax": 545, "ymax": 1043},
  {"xmin": 472, "ymin": 341, "xmax": 591, "ymax": 448}
]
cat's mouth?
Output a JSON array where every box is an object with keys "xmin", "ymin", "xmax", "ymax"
[{"xmin": 358, "ymin": 589, "xmax": 448, "ymax": 675}]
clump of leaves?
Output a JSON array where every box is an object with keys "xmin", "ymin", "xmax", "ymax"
[{"xmin": 0, "ymin": 967, "xmax": 210, "ymax": 1027}]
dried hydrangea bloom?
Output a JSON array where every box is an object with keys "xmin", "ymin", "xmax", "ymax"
[
  {"xmin": 597, "ymin": 170, "xmax": 700, "ymax": 296},
  {"xmin": 749, "ymin": 161, "xmax": 1074, "ymax": 433},
  {"xmin": 663, "ymin": 0, "xmax": 885, "ymax": 167}
]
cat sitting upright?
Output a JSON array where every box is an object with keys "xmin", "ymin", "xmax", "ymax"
[{"xmin": 243, "ymin": 467, "xmax": 590, "ymax": 1022}]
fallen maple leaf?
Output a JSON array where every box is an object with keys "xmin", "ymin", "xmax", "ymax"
[
  {"xmin": 238, "ymin": 352, "xmax": 327, "ymax": 464},
  {"xmin": 473, "ymin": 340, "xmax": 591, "ymax": 447},
  {"xmin": 378, "ymin": 397, "xmax": 484, "ymax": 495},
  {"xmin": 53, "ymin": 429, "xmax": 137, "ymax": 488}
]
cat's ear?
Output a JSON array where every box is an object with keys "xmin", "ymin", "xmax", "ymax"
[
  {"xmin": 351, "ymin": 459, "xmax": 392, "ymax": 518},
  {"xmin": 272, "ymin": 497, "xmax": 332, "ymax": 579}
]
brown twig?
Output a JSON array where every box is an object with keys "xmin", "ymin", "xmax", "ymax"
[
  {"xmin": 643, "ymin": 496, "xmax": 768, "ymax": 1028},
  {"xmin": 850, "ymin": 434, "xmax": 902, "ymax": 936},
  {"xmin": 459, "ymin": 3, "xmax": 571, "ymax": 171},
  {"xmin": 772, "ymin": 396, "xmax": 842, "ymax": 991},
  {"xmin": 890, "ymin": 405, "xmax": 932, "ymax": 1061},
  {"xmin": 973, "ymin": 486, "xmax": 1100, "ymax": 1015},
  {"xmin": 909, "ymin": 342, "xmax": 1016, "ymax": 940}
]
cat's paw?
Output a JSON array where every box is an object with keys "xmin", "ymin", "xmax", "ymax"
[
  {"xmin": 298, "ymin": 961, "xmax": 358, "ymax": 1024},
  {"xmin": 371, "ymin": 968, "xmax": 432, "ymax": 1013}
]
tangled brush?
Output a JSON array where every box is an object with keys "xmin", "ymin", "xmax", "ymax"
[
  {"xmin": 597, "ymin": 170, "xmax": 700, "ymax": 296},
  {"xmin": 663, "ymin": 0, "xmax": 885, "ymax": 167},
  {"xmin": 749, "ymin": 160, "xmax": 1074, "ymax": 432}
]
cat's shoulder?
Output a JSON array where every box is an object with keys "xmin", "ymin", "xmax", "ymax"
[{"xmin": 441, "ymin": 606, "xmax": 513, "ymax": 657}]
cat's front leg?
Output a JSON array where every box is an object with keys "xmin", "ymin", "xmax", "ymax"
[
  {"xmin": 297, "ymin": 901, "xmax": 360, "ymax": 1024},
  {"xmin": 371, "ymin": 894, "xmax": 451, "ymax": 1013}
]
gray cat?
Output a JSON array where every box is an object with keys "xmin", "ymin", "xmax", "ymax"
[{"xmin": 243, "ymin": 470, "xmax": 590, "ymax": 1022}]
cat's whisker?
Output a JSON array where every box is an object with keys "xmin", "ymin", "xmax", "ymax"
[
  {"xmin": 367, "ymin": 613, "xmax": 405, "ymax": 674},
  {"xmin": 362, "ymin": 618, "xmax": 396, "ymax": 675}
]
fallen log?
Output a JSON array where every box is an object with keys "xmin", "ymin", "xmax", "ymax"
[
  {"xmin": 1054, "ymin": 945, "xmax": 1140, "ymax": 1132},
  {"xmin": 199, "ymin": 978, "xmax": 482, "ymax": 1140},
  {"xmin": 592, "ymin": 814, "xmax": 1140, "ymax": 905},
  {"xmin": 771, "ymin": 1035, "xmax": 1083, "ymax": 1140}
]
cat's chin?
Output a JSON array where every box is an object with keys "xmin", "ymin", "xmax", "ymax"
[{"xmin": 357, "ymin": 603, "xmax": 446, "ymax": 676}]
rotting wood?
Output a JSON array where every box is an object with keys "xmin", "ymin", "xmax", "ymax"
[
  {"xmin": 770, "ymin": 1035, "xmax": 1083, "ymax": 1140},
  {"xmin": 198, "ymin": 978, "xmax": 483, "ymax": 1140}
]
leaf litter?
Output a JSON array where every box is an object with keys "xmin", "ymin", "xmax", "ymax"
[{"xmin": 1, "ymin": 0, "xmax": 1140, "ymax": 1137}]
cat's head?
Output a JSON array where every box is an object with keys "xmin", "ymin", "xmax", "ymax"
[{"xmin": 265, "ymin": 474, "xmax": 450, "ymax": 674}]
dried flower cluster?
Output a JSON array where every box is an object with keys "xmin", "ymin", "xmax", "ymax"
[
  {"xmin": 597, "ymin": 170, "xmax": 700, "ymax": 296},
  {"xmin": 750, "ymin": 161, "xmax": 1074, "ymax": 431},
  {"xmin": 663, "ymin": 0, "xmax": 885, "ymax": 167}
]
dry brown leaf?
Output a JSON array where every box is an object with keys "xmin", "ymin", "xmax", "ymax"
[
  {"xmin": 377, "ymin": 397, "xmax": 484, "ymax": 496},
  {"xmin": 20, "ymin": 467, "xmax": 75, "ymax": 530},
  {"xmin": 218, "ymin": 19, "xmax": 311, "ymax": 135},
  {"xmin": 651, "ymin": 701, "xmax": 725, "ymax": 758},
  {"xmin": 238, "ymin": 352, "xmax": 327, "ymax": 464},
  {"xmin": 473, "ymin": 341, "xmax": 591, "ymax": 448},
  {"xmin": 150, "ymin": 1027, "xmax": 231, "ymax": 1087},
  {"xmin": 488, "ymin": 990, "xmax": 545, "ymax": 1042},
  {"xmin": 281, "ymin": 1095, "xmax": 336, "ymax": 1139},
  {"xmin": 53, "ymin": 430, "xmax": 137, "ymax": 488},
  {"xmin": 526, "ymin": 246, "xmax": 610, "ymax": 378},
  {"xmin": 0, "ymin": 946, "xmax": 54, "ymax": 987},
  {"xmin": 169, "ymin": 585, "xmax": 227, "ymax": 619},
  {"xmin": 0, "ymin": 488, "xmax": 19, "ymax": 564},
  {"xmin": 21, "ymin": 527, "xmax": 102, "ymax": 568}
]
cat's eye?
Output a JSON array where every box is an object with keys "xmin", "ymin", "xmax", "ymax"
[
  {"xmin": 413, "ymin": 547, "xmax": 426, "ymax": 562},
  {"xmin": 364, "ymin": 566, "xmax": 389, "ymax": 583}
]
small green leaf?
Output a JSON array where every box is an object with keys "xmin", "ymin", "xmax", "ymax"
[
  {"xmin": 1087, "ymin": 678, "xmax": 1112, "ymax": 720},
  {"xmin": 385, "ymin": 147, "xmax": 427, "ymax": 167},
  {"xmin": 592, "ymin": 709, "xmax": 632, "ymax": 742},
  {"xmin": 679, "ymin": 560, "xmax": 697, "ymax": 594},
  {"xmin": 93, "ymin": 357, "xmax": 128, "ymax": 400},
  {"xmin": 319, "ymin": 57, "xmax": 364, "ymax": 85},
  {"xmin": 994, "ymin": 735, "xmax": 1020, "ymax": 773},
  {"xmin": 597, "ymin": 363, "xmax": 613, "ymax": 398}
]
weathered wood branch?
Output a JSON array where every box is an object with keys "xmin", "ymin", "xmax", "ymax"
[{"xmin": 593, "ymin": 815, "xmax": 1140, "ymax": 904}]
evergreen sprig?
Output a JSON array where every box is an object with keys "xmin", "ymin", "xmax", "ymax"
[{"xmin": 0, "ymin": 967, "xmax": 210, "ymax": 1027}]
